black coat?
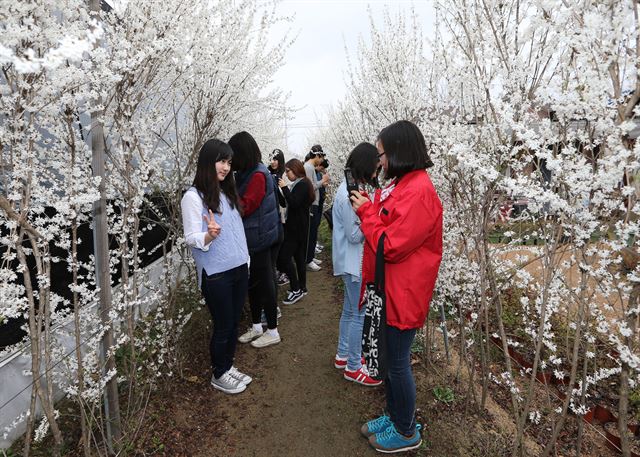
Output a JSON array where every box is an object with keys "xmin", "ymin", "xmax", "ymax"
[{"xmin": 281, "ymin": 180, "xmax": 313, "ymax": 242}]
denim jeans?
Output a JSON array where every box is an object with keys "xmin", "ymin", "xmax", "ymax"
[
  {"xmin": 385, "ymin": 326, "xmax": 417, "ymax": 435},
  {"xmin": 336, "ymin": 274, "xmax": 365, "ymax": 371},
  {"xmin": 201, "ymin": 264, "xmax": 248, "ymax": 378}
]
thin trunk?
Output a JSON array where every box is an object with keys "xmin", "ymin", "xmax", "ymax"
[
  {"xmin": 541, "ymin": 259, "xmax": 588, "ymax": 457},
  {"xmin": 66, "ymin": 108, "xmax": 92, "ymax": 457},
  {"xmin": 575, "ymin": 339, "xmax": 589, "ymax": 456},
  {"xmin": 478, "ymin": 240, "xmax": 489, "ymax": 410},
  {"xmin": 512, "ymin": 226, "xmax": 562, "ymax": 457},
  {"xmin": 72, "ymin": 217, "xmax": 92, "ymax": 457},
  {"xmin": 37, "ymin": 244, "xmax": 63, "ymax": 451},
  {"xmin": 16, "ymin": 238, "xmax": 60, "ymax": 456},
  {"xmin": 617, "ymin": 284, "xmax": 638, "ymax": 457}
]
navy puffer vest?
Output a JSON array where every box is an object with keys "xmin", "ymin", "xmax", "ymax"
[{"xmin": 236, "ymin": 163, "xmax": 280, "ymax": 254}]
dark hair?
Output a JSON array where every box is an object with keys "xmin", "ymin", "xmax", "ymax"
[
  {"xmin": 228, "ymin": 131, "xmax": 261, "ymax": 172},
  {"xmin": 377, "ymin": 120, "xmax": 433, "ymax": 180},
  {"xmin": 319, "ymin": 158, "xmax": 329, "ymax": 169},
  {"xmin": 193, "ymin": 139, "xmax": 241, "ymax": 214},
  {"xmin": 269, "ymin": 148, "xmax": 285, "ymax": 174},
  {"xmin": 306, "ymin": 144, "xmax": 325, "ymax": 161},
  {"xmin": 285, "ymin": 158, "xmax": 315, "ymax": 205},
  {"xmin": 346, "ymin": 142, "xmax": 379, "ymax": 187}
]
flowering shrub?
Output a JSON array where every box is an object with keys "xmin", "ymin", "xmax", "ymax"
[
  {"xmin": 0, "ymin": 0, "xmax": 287, "ymax": 454},
  {"xmin": 322, "ymin": 2, "xmax": 639, "ymax": 455}
]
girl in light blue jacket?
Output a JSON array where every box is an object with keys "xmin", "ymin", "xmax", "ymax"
[{"xmin": 332, "ymin": 142, "xmax": 381, "ymax": 386}]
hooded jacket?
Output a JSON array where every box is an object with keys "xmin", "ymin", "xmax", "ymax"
[{"xmin": 356, "ymin": 169, "xmax": 443, "ymax": 330}]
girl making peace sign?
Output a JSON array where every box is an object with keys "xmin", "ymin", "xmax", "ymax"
[{"xmin": 181, "ymin": 139, "xmax": 251, "ymax": 395}]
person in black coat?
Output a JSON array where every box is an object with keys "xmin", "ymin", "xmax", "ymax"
[
  {"xmin": 268, "ymin": 149, "xmax": 288, "ymax": 285},
  {"xmin": 277, "ymin": 158, "xmax": 314, "ymax": 305}
]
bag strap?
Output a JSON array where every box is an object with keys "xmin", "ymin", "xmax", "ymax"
[{"xmin": 374, "ymin": 233, "xmax": 386, "ymax": 292}]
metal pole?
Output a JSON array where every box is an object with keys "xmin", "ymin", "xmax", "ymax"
[{"xmin": 89, "ymin": 0, "xmax": 121, "ymax": 452}]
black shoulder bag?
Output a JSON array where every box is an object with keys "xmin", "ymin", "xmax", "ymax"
[{"xmin": 361, "ymin": 233, "xmax": 388, "ymax": 381}]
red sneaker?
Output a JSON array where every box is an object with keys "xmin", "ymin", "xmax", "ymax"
[
  {"xmin": 334, "ymin": 356, "xmax": 347, "ymax": 369},
  {"xmin": 344, "ymin": 366, "xmax": 383, "ymax": 386}
]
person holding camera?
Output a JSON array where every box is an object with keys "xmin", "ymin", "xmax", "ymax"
[
  {"xmin": 304, "ymin": 145, "xmax": 329, "ymax": 271},
  {"xmin": 332, "ymin": 142, "xmax": 382, "ymax": 387},
  {"xmin": 350, "ymin": 121, "xmax": 443, "ymax": 453},
  {"xmin": 278, "ymin": 159, "xmax": 315, "ymax": 304}
]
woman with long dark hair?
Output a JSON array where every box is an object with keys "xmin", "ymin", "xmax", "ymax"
[
  {"xmin": 277, "ymin": 158, "xmax": 315, "ymax": 304},
  {"xmin": 332, "ymin": 142, "xmax": 381, "ymax": 387},
  {"xmin": 229, "ymin": 131, "xmax": 281, "ymax": 348},
  {"xmin": 351, "ymin": 121, "xmax": 443, "ymax": 452},
  {"xmin": 180, "ymin": 139, "xmax": 251, "ymax": 394},
  {"xmin": 269, "ymin": 148, "xmax": 289, "ymax": 286},
  {"xmin": 268, "ymin": 148, "xmax": 286, "ymax": 179}
]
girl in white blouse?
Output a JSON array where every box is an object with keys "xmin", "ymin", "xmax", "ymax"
[{"xmin": 181, "ymin": 139, "xmax": 251, "ymax": 394}]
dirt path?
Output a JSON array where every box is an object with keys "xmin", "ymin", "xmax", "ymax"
[
  {"xmin": 136, "ymin": 227, "xmax": 617, "ymax": 457},
  {"xmin": 148, "ymin": 243, "xmax": 386, "ymax": 456}
]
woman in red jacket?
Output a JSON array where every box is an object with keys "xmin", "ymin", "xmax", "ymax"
[{"xmin": 350, "ymin": 120, "xmax": 443, "ymax": 454}]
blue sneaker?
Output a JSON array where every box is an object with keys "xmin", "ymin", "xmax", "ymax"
[
  {"xmin": 369, "ymin": 423, "xmax": 422, "ymax": 453},
  {"xmin": 361, "ymin": 414, "xmax": 392, "ymax": 438}
]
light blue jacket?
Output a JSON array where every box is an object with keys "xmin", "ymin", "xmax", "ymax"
[{"xmin": 332, "ymin": 181, "xmax": 364, "ymax": 279}]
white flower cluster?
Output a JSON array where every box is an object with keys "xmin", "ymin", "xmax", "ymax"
[
  {"xmin": 1, "ymin": 0, "xmax": 289, "ymax": 451},
  {"xmin": 320, "ymin": 0, "xmax": 640, "ymax": 451}
]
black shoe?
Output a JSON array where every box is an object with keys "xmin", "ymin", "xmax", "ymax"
[{"xmin": 283, "ymin": 289, "xmax": 304, "ymax": 305}]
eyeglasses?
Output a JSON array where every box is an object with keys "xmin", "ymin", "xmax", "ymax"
[{"xmin": 377, "ymin": 151, "xmax": 386, "ymax": 159}]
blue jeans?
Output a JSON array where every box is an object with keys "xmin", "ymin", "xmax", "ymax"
[
  {"xmin": 201, "ymin": 264, "xmax": 248, "ymax": 378},
  {"xmin": 336, "ymin": 274, "xmax": 365, "ymax": 371},
  {"xmin": 386, "ymin": 326, "xmax": 417, "ymax": 435}
]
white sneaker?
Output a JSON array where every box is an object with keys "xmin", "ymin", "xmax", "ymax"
[
  {"xmin": 228, "ymin": 366, "xmax": 252, "ymax": 385},
  {"xmin": 306, "ymin": 261, "xmax": 321, "ymax": 271},
  {"xmin": 251, "ymin": 332, "xmax": 281, "ymax": 348},
  {"xmin": 312, "ymin": 257, "xmax": 323, "ymax": 265},
  {"xmin": 211, "ymin": 371, "xmax": 246, "ymax": 394},
  {"xmin": 238, "ymin": 327, "xmax": 263, "ymax": 343}
]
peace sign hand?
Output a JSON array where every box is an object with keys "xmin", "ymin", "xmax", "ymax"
[{"xmin": 203, "ymin": 209, "xmax": 221, "ymax": 239}]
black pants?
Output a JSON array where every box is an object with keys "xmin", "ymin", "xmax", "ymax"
[
  {"xmin": 279, "ymin": 236, "xmax": 307, "ymax": 292},
  {"xmin": 306, "ymin": 204, "xmax": 321, "ymax": 263},
  {"xmin": 248, "ymin": 246, "xmax": 278, "ymax": 329},
  {"xmin": 272, "ymin": 226, "xmax": 284, "ymax": 292},
  {"xmin": 201, "ymin": 264, "xmax": 248, "ymax": 378}
]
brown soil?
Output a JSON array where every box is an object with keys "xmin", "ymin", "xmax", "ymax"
[
  {"xmin": 113, "ymin": 229, "xmax": 622, "ymax": 456},
  {"xmin": 7, "ymin": 230, "xmax": 631, "ymax": 456},
  {"xmin": 131, "ymin": 236, "xmax": 519, "ymax": 457}
]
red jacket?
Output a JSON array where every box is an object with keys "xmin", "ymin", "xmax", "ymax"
[{"xmin": 356, "ymin": 169, "xmax": 443, "ymax": 330}]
